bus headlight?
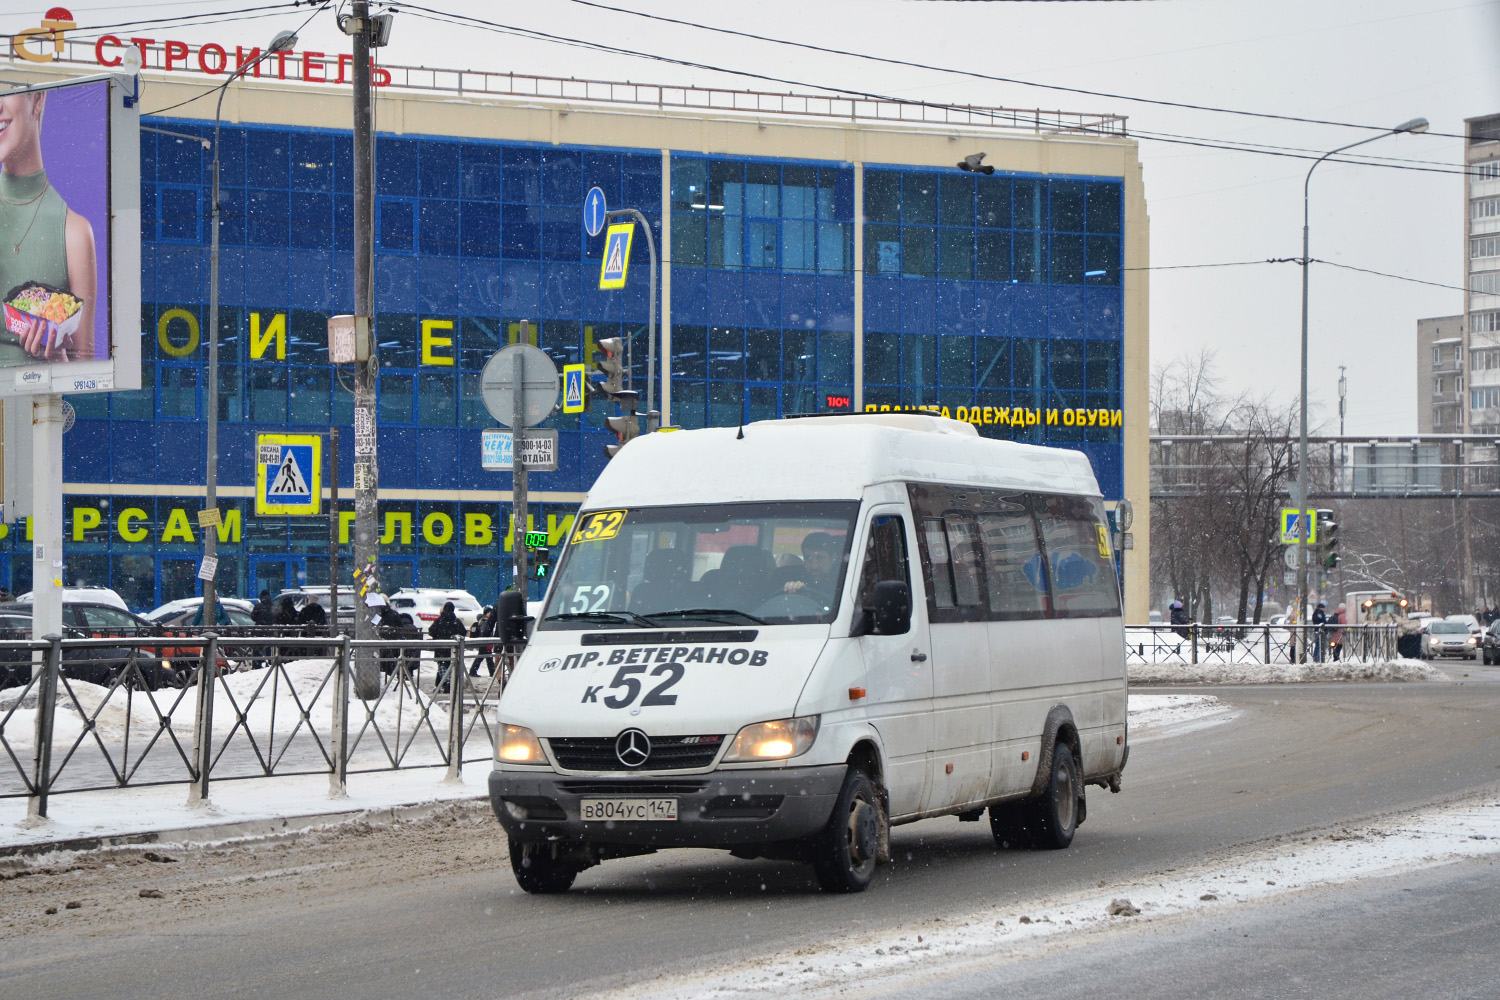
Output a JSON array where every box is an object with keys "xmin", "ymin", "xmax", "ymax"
[
  {"xmin": 497, "ymin": 724, "xmax": 546, "ymax": 764},
  {"xmin": 725, "ymin": 716, "xmax": 819, "ymax": 761}
]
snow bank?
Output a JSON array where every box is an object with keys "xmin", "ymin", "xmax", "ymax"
[{"xmin": 1129, "ymin": 658, "xmax": 1446, "ymax": 686}]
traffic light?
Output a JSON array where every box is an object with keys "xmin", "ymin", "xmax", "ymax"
[
  {"xmin": 1321, "ymin": 509, "xmax": 1339, "ymax": 569},
  {"xmin": 532, "ymin": 547, "xmax": 551, "ymax": 581},
  {"xmin": 605, "ymin": 390, "xmax": 640, "ymax": 459},
  {"xmin": 592, "ymin": 337, "xmax": 624, "ymax": 396}
]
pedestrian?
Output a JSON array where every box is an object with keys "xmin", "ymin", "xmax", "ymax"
[
  {"xmin": 275, "ymin": 595, "xmax": 300, "ymax": 628},
  {"xmin": 1169, "ymin": 599, "xmax": 1190, "ymax": 640},
  {"xmin": 251, "ymin": 590, "xmax": 276, "ymax": 626},
  {"xmin": 1311, "ymin": 600, "xmax": 1328, "ymax": 662},
  {"xmin": 297, "ymin": 595, "xmax": 327, "ymax": 629},
  {"xmin": 428, "ymin": 601, "xmax": 466, "ymax": 692},
  {"xmin": 469, "ymin": 605, "xmax": 499, "ymax": 678},
  {"xmin": 376, "ymin": 601, "xmax": 411, "ymax": 682}
]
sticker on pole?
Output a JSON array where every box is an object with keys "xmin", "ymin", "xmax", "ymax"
[
  {"xmin": 599, "ymin": 222, "xmax": 634, "ymax": 290},
  {"xmin": 256, "ymin": 433, "xmax": 322, "ymax": 516},
  {"xmin": 562, "ymin": 363, "xmax": 586, "ymax": 414},
  {"xmin": 1279, "ymin": 508, "xmax": 1317, "ymax": 545}
]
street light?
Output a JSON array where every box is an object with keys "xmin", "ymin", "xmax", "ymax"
[
  {"xmin": 1294, "ymin": 116, "xmax": 1427, "ymax": 637},
  {"xmin": 203, "ymin": 28, "xmax": 298, "ymax": 628}
]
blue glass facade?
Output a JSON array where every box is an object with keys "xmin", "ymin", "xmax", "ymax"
[{"xmin": 1, "ymin": 116, "xmax": 1125, "ymax": 613}]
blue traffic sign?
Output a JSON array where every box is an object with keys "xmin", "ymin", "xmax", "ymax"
[{"xmin": 584, "ymin": 186, "xmax": 608, "ymax": 238}]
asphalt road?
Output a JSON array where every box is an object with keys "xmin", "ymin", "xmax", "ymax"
[{"xmin": 3, "ymin": 676, "xmax": 1499, "ymax": 999}]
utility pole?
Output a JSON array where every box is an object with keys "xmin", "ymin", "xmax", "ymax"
[{"xmin": 349, "ymin": 1, "xmax": 380, "ymax": 698}]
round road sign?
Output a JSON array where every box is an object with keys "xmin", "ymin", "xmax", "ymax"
[
  {"xmin": 481, "ymin": 344, "xmax": 560, "ymax": 428},
  {"xmin": 584, "ymin": 186, "xmax": 608, "ymax": 238}
]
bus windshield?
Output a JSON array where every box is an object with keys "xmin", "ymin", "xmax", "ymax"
[{"xmin": 541, "ymin": 501, "xmax": 860, "ymax": 629}]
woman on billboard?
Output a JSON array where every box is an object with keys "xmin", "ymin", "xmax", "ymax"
[{"xmin": 0, "ymin": 88, "xmax": 97, "ymax": 364}]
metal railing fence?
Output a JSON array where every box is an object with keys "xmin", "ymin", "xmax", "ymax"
[
  {"xmin": 0, "ymin": 632, "xmax": 514, "ymax": 819},
  {"xmin": 1124, "ymin": 623, "xmax": 1400, "ymax": 666}
]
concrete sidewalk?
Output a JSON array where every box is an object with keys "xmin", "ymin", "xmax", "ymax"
[{"xmin": 0, "ymin": 763, "xmax": 490, "ymax": 855}]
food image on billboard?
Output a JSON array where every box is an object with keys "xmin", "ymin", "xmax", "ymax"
[{"xmin": 0, "ymin": 78, "xmax": 109, "ymax": 368}]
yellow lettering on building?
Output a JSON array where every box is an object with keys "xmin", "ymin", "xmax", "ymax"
[
  {"xmin": 464, "ymin": 512, "xmax": 494, "ymax": 546},
  {"xmin": 161, "ymin": 508, "xmax": 195, "ymax": 542},
  {"xmin": 381, "ymin": 512, "xmax": 412, "ymax": 544},
  {"xmin": 25, "ymin": 517, "xmax": 33, "ymax": 541},
  {"xmin": 250, "ymin": 312, "xmax": 287, "ymax": 360},
  {"xmin": 339, "ymin": 510, "xmax": 357, "ymax": 544},
  {"xmin": 72, "ymin": 507, "xmax": 101, "ymax": 541},
  {"xmin": 216, "ymin": 508, "xmax": 242, "ymax": 543},
  {"xmin": 507, "ymin": 321, "xmax": 539, "ymax": 346},
  {"xmin": 502, "ymin": 514, "xmax": 536, "ymax": 552},
  {"xmin": 1046, "ymin": 408, "xmax": 1059, "ymax": 426},
  {"xmin": 421, "ymin": 319, "xmax": 455, "ymax": 366},
  {"xmin": 422, "ymin": 512, "xmax": 454, "ymax": 545},
  {"xmin": 157, "ymin": 308, "xmax": 200, "ymax": 358},
  {"xmin": 547, "ymin": 514, "xmax": 576, "ymax": 546},
  {"xmin": 116, "ymin": 508, "xmax": 149, "ymax": 542}
]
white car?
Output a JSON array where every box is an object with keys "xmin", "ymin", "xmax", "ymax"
[
  {"xmin": 145, "ymin": 596, "xmax": 255, "ymax": 622},
  {"xmin": 15, "ymin": 586, "xmax": 129, "ymax": 611},
  {"xmin": 388, "ymin": 588, "xmax": 484, "ymax": 628}
]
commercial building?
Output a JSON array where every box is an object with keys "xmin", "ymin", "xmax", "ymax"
[{"xmin": 3, "ymin": 31, "xmax": 1150, "ymax": 618}]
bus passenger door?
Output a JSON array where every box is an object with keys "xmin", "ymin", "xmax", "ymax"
[{"xmin": 853, "ymin": 509, "xmax": 931, "ymax": 821}]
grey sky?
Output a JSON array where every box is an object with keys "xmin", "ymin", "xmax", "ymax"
[{"xmin": 14, "ymin": 0, "xmax": 1498, "ymax": 433}]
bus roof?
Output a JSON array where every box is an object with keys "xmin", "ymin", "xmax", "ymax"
[{"xmin": 586, "ymin": 413, "xmax": 1103, "ymax": 508}]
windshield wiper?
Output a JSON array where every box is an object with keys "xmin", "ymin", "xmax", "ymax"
[
  {"xmin": 642, "ymin": 608, "xmax": 769, "ymax": 625},
  {"xmin": 544, "ymin": 611, "xmax": 662, "ymax": 628}
]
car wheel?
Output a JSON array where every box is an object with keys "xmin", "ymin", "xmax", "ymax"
[
  {"xmin": 509, "ymin": 838, "xmax": 579, "ymax": 894},
  {"xmin": 811, "ymin": 765, "xmax": 880, "ymax": 893}
]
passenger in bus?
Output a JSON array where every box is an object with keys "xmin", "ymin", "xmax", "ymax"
[{"xmin": 631, "ymin": 548, "xmax": 693, "ymax": 613}]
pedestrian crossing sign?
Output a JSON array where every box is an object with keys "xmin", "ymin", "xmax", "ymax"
[
  {"xmin": 598, "ymin": 221, "xmax": 634, "ymax": 290},
  {"xmin": 256, "ymin": 433, "xmax": 322, "ymax": 516},
  {"xmin": 562, "ymin": 363, "xmax": 587, "ymax": 413},
  {"xmin": 1279, "ymin": 507, "xmax": 1317, "ymax": 545}
]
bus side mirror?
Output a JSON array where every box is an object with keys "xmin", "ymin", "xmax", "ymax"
[
  {"xmin": 496, "ymin": 589, "xmax": 532, "ymax": 646},
  {"xmin": 871, "ymin": 581, "xmax": 912, "ymax": 635}
]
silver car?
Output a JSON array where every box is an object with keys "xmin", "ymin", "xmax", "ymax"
[{"xmin": 1423, "ymin": 620, "xmax": 1479, "ymax": 660}]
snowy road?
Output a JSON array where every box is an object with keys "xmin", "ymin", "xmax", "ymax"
[{"xmin": 3, "ymin": 678, "xmax": 1500, "ymax": 999}]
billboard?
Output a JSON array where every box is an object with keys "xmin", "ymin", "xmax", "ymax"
[{"xmin": 0, "ymin": 73, "xmax": 139, "ymax": 395}]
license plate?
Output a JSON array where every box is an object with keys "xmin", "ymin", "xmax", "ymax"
[{"xmin": 579, "ymin": 798, "xmax": 678, "ymax": 822}]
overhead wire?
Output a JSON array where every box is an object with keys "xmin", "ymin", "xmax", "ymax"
[
  {"xmin": 394, "ymin": 5, "xmax": 1473, "ymax": 177},
  {"xmin": 561, "ymin": 0, "xmax": 1471, "ymax": 140}
]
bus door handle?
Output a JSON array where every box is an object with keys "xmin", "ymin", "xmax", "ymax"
[{"xmin": 910, "ymin": 650, "xmax": 927, "ymax": 662}]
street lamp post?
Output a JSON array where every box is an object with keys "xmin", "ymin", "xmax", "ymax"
[
  {"xmin": 1295, "ymin": 117, "xmax": 1428, "ymax": 646},
  {"xmin": 203, "ymin": 29, "xmax": 298, "ymax": 629}
]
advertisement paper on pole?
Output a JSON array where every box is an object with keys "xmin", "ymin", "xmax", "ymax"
[{"xmin": 482, "ymin": 428, "xmax": 559, "ymax": 471}]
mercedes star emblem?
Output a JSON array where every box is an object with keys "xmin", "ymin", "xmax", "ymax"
[{"xmin": 614, "ymin": 728, "xmax": 651, "ymax": 768}]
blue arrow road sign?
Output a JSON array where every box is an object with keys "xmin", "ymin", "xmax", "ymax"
[{"xmin": 584, "ymin": 186, "xmax": 608, "ymax": 238}]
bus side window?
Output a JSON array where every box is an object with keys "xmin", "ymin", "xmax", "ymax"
[
  {"xmin": 855, "ymin": 514, "xmax": 911, "ymax": 633},
  {"xmin": 920, "ymin": 517, "xmax": 956, "ymax": 609}
]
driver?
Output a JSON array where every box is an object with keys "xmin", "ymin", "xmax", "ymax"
[{"xmin": 784, "ymin": 532, "xmax": 839, "ymax": 596}]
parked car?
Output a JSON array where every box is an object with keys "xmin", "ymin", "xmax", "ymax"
[
  {"xmin": 1422, "ymin": 619, "xmax": 1479, "ymax": 660},
  {"xmin": 145, "ymin": 596, "xmax": 254, "ymax": 623},
  {"xmin": 156, "ymin": 604, "xmax": 258, "ymax": 628},
  {"xmin": 0, "ymin": 604, "xmax": 183, "ymax": 690},
  {"xmin": 1482, "ymin": 623, "xmax": 1500, "ymax": 666},
  {"xmin": 388, "ymin": 588, "xmax": 484, "ymax": 628},
  {"xmin": 15, "ymin": 587, "xmax": 129, "ymax": 612}
]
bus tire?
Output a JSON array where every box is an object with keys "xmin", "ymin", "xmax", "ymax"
[
  {"xmin": 1033, "ymin": 743, "xmax": 1080, "ymax": 850},
  {"xmin": 509, "ymin": 838, "xmax": 579, "ymax": 894},
  {"xmin": 811, "ymin": 766, "xmax": 880, "ymax": 893}
]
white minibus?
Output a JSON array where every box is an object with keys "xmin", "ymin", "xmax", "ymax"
[{"xmin": 490, "ymin": 413, "xmax": 1128, "ymax": 893}]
